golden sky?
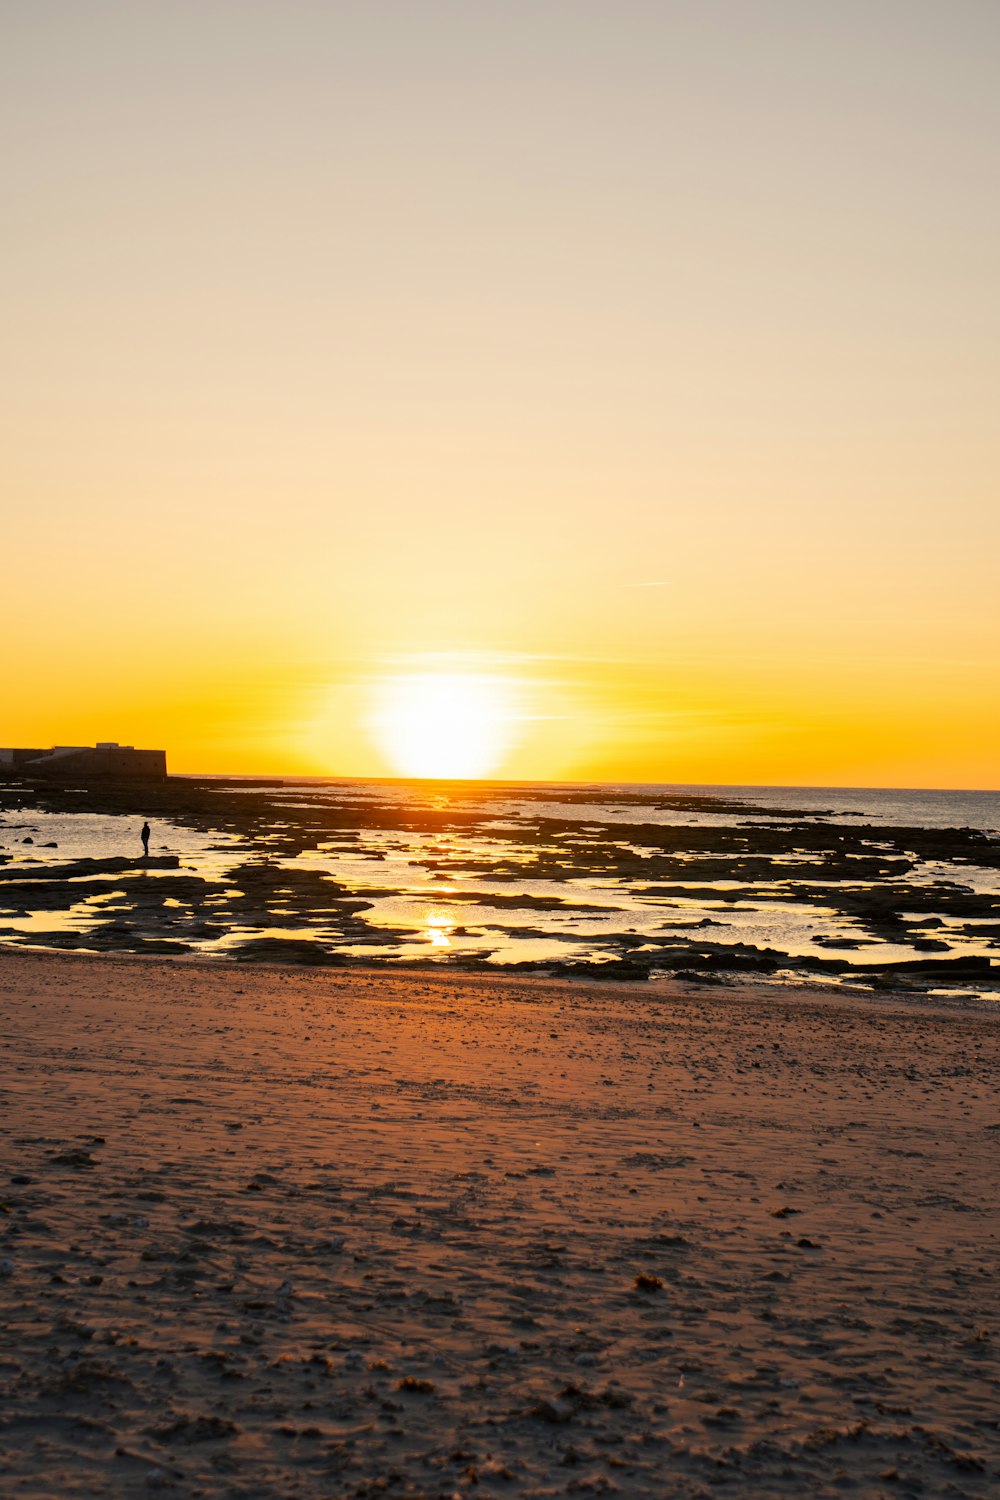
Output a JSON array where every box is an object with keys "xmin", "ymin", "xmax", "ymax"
[{"xmin": 3, "ymin": 2, "xmax": 999, "ymax": 787}]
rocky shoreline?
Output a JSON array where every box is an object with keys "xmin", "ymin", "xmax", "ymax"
[{"xmin": 1, "ymin": 776, "xmax": 998, "ymax": 995}]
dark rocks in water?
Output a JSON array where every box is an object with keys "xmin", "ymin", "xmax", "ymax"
[
  {"xmin": 0, "ymin": 854, "xmax": 180, "ymax": 883},
  {"xmin": 232, "ymin": 937, "xmax": 345, "ymax": 967},
  {"xmin": 0, "ymin": 870, "xmax": 195, "ymax": 916},
  {"xmin": 32, "ymin": 929, "xmax": 193, "ymax": 956},
  {"xmin": 557, "ymin": 958, "xmax": 657, "ymax": 982},
  {"xmin": 509, "ymin": 940, "xmax": 996, "ymax": 987},
  {"xmin": 856, "ymin": 954, "xmax": 993, "ymax": 978},
  {"xmin": 445, "ymin": 890, "xmax": 609, "ymax": 913},
  {"xmin": 8, "ymin": 775, "xmax": 1000, "ymax": 996},
  {"xmin": 642, "ymin": 942, "xmax": 786, "ymax": 976},
  {"xmin": 126, "ymin": 938, "xmax": 193, "ymax": 954}
]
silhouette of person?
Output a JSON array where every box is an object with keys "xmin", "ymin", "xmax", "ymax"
[{"xmin": 140, "ymin": 821, "xmax": 150, "ymax": 858}]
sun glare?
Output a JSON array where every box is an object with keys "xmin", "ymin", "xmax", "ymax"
[{"xmin": 368, "ymin": 672, "xmax": 518, "ymax": 779}]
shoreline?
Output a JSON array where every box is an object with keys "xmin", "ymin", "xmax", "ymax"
[
  {"xmin": 1, "ymin": 778, "xmax": 999, "ymax": 995},
  {"xmin": 2, "ymin": 938, "xmax": 996, "ymax": 1014},
  {"xmin": 4, "ymin": 937, "xmax": 998, "ymax": 1025},
  {"xmin": 2, "ymin": 950, "xmax": 998, "ymax": 1496}
]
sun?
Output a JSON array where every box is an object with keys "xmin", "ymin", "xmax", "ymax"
[{"xmin": 368, "ymin": 672, "xmax": 518, "ymax": 779}]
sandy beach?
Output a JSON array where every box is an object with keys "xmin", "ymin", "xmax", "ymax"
[{"xmin": 1, "ymin": 951, "xmax": 998, "ymax": 1497}]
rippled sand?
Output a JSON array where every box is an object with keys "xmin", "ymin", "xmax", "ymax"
[{"xmin": 1, "ymin": 950, "xmax": 997, "ymax": 1497}]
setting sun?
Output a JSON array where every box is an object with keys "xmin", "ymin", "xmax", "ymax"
[{"xmin": 367, "ymin": 672, "xmax": 519, "ymax": 779}]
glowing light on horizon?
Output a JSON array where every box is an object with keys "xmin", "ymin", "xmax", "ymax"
[{"xmin": 368, "ymin": 671, "xmax": 520, "ymax": 779}]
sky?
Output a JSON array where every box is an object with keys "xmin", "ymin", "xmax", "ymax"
[{"xmin": 3, "ymin": 1, "xmax": 999, "ymax": 787}]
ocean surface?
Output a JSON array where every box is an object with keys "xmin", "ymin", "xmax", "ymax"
[{"xmin": 1, "ymin": 780, "xmax": 999, "ymax": 999}]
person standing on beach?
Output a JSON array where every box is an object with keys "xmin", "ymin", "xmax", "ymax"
[{"xmin": 140, "ymin": 821, "xmax": 150, "ymax": 858}]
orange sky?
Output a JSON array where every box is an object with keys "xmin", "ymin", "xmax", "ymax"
[{"xmin": 3, "ymin": 3, "xmax": 999, "ymax": 787}]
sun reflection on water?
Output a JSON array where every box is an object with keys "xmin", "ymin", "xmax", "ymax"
[{"xmin": 424, "ymin": 911, "xmax": 454, "ymax": 948}]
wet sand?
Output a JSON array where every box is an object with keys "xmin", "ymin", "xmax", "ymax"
[{"xmin": 1, "ymin": 950, "xmax": 998, "ymax": 1497}]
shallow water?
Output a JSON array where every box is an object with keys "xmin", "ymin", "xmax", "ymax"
[{"xmin": 1, "ymin": 780, "xmax": 998, "ymax": 997}]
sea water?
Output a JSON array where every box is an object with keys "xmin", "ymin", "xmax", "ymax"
[{"xmin": 1, "ymin": 781, "xmax": 998, "ymax": 993}]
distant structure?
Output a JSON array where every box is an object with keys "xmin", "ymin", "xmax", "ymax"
[{"xmin": 0, "ymin": 742, "xmax": 167, "ymax": 782}]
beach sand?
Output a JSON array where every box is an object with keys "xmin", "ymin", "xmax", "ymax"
[{"xmin": 1, "ymin": 951, "xmax": 997, "ymax": 1497}]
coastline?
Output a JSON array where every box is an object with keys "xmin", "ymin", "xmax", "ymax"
[
  {"xmin": 2, "ymin": 776, "xmax": 999, "ymax": 997},
  {"xmin": 2, "ymin": 950, "xmax": 997, "ymax": 1496}
]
